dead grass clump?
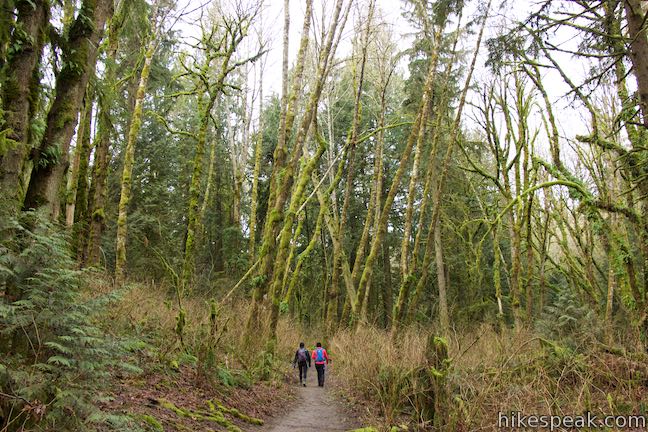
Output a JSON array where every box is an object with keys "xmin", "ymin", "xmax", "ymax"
[{"xmin": 332, "ymin": 326, "xmax": 428, "ymax": 424}]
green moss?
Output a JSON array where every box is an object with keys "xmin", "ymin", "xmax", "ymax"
[
  {"xmin": 433, "ymin": 336, "xmax": 448, "ymax": 349},
  {"xmin": 92, "ymin": 207, "xmax": 105, "ymax": 221},
  {"xmin": 157, "ymin": 397, "xmax": 261, "ymax": 431},
  {"xmin": 139, "ymin": 414, "xmax": 163, "ymax": 431},
  {"xmin": 209, "ymin": 399, "xmax": 264, "ymax": 425}
]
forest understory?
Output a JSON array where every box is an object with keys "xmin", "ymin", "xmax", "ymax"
[{"xmin": 2, "ymin": 0, "xmax": 648, "ymax": 430}]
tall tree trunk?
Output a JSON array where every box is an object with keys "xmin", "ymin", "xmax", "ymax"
[
  {"xmin": 71, "ymin": 97, "xmax": 93, "ymax": 258},
  {"xmin": 182, "ymin": 14, "xmax": 256, "ymax": 291},
  {"xmin": 65, "ymin": 93, "xmax": 92, "ymax": 227},
  {"xmin": 230, "ymin": 111, "xmax": 242, "ymax": 229},
  {"xmin": 0, "ymin": 0, "xmax": 48, "ymax": 215},
  {"xmin": 85, "ymin": 4, "xmax": 126, "ymax": 266},
  {"xmin": 433, "ymin": 186, "xmax": 449, "ymax": 332},
  {"xmin": 403, "ymin": 0, "xmax": 491, "ymax": 333},
  {"xmin": 23, "ymin": 0, "xmax": 113, "ymax": 218},
  {"xmin": 181, "ymin": 94, "xmax": 217, "ymax": 291},
  {"xmin": 200, "ymin": 138, "xmax": 218, "ymax": 226},
  {"xmin": 249, "ymin": 67, "xmax": 264, "ymax": 260},
  {"xmin": 246, "ymin": 0, "xmax": 313, "ymax": 337},
  {"xmin": 115, "ymin": 38, "xmax": 157, "ymax": 283},
  {"xmin": 623, "ymin": 0, "xmax": 648, "ymax": 126},
  {"xmin": 391, "ymin": 10, "xmax": 464, "ymax": 330},
  {"xmin": 524, "ymin": 194, "xmax": 535, "ymax": 324},
  {"xmin": 382, "ymin": 241, "xmax": 393, "ymax": 328}
]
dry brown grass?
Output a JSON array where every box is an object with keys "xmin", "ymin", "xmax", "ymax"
[
  {"xmin": 99, "ymin": 280, "xmax": 300, "ymax": 378},
  {"xmin": 331, "ymin": 322, "xmax": 648, "ymax": 431},
  {"xmin": 90, "ymin": 279, "xmax": 647, "ymax": 430}
]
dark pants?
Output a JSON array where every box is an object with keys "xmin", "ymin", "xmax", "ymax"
[
  {"xmin": 298, "ymin": 362, "xmax": 308, "ymax": 382},
  {"xmin": 315, "ymin": 364, "xmax": 326, "ymax": 386}
]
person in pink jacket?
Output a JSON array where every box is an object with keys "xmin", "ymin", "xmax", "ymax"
[{"xmin": 311, "ymin": 342, "xmax": 330, "ymax": 387}]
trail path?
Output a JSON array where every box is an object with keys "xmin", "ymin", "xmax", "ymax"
[{"xmin": 264, "ymin": 367, "xmax": 360, "ymax": 432}]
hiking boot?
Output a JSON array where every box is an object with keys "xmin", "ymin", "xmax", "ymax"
[{"xmin": 302, "ymin": 383, "xmax": 306, "ymax": 387}]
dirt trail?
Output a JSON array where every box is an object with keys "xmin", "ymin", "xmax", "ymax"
[{"xmin": 264, "ymin": 367, "xmax": 359, "ymax": 432}]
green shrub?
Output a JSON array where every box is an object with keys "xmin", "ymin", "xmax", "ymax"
[
  {"xmin": 0, "ymin": 216, "xmax": 140, "ymax": 431},
  {"xmin": 535, "ymin": 287, "xmax": 601, "ymax": 350}
]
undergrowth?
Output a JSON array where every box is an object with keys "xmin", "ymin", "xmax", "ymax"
[
  {"xmin": 0, "ymin": 216, "xmax": 295, "ymax": 432},
  {"xmin": 0, "ymin": 217, "xmax": 142, "ymax": 431},
  {"xmin": 332, "ymin": 319, "xmax": 648, "ymax": 431}
]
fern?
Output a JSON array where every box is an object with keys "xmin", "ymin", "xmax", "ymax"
[{"xmin": 0, "ymin": 215, "xmax": 142, "ymax": 431}]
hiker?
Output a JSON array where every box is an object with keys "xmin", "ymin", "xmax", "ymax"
[
  {"xmin": 293, "ymin": 342, "xmax": 311, "ymax": 386},
  {"xmin": 312, "ymin": 342, "xmax": 330, "ymax": 387}
]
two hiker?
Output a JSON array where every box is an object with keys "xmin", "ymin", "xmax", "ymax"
[{"xmin": 292, "ymin": 342, "xmax": 330, "ymax": 387}]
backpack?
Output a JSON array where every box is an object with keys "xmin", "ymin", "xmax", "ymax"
[
  {"xmin": 297, "ymin": 348, "xmax": 309, "ymax": 364},
  {"xmin": 315, "ymin": 348, "xmax": 325, "ymax": 362}
]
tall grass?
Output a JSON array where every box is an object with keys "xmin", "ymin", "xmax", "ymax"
[
  {"xmin": 104, "ymin": 282, "xmax": 300, "ymax": 381},
  {"xmin": 332, "ymin": 323, "xmax": 648, "ymax": 431}
]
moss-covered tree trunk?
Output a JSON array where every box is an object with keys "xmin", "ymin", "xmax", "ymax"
[
  {"xmin": 182, "ymin": 14, "xmax": 256, "ymax": 292},
  {"xmin": 244, "ymin": 0, "xmax": 313, "ymax": 335},
  {"xmin": 23, "ymin": 0, "xmax": 113, "ymax": 218},
  {"xmin": 381, "ymin": 241, "xmax": 393, "ymax": 328},
  {"xmin": 248, "ymin": 71, "xmax": 264, "ymax": 260},
  {"xmin": 389, "ymin": 18, "xmax": 450, "ymax": 329},
  {"xmin": 434, "ymin": 206, "xmax": 449, "ymax": 332},
  {"xmin": 0, "ymin": 0, "xmax": 49, "ymax": 215},
  {"xmin": 359, "ymin": 106, "xmax": 425, "ymax": 324},
  {"xmin": 85, "ymin": 102, "xmax": 110, "ymax": 266},
  {"xmin": 84, "ymin": 4, "xmax": 125, "ymax": 266},
  {"xmin": 403, "ymin": 0, "xmax": 490, "ymax": 333},
  {"xmin": 337, "ymin": 0, "xmax": 374, "ymax": 323},
  {"xmin": 623, "ymin": 0, "xmax": 648, "ymax": 127},
  {"xmin": 372, "ymin": 63, "xmax": 441, "ymax": 328},
  {"xmin": 268, "ymin": 137, "xmax": 328, "ymax": 335},
  {"xmin": 65, "ymin": 94, "xmax": 92, "ymax": 227},
  {"xmin": 71, "ymin": 97, "xmax": 93, "ymax": 257},
  {"xmin": 182, "ymin": 93, "xmax": 217, "ymax": 291},
  {"xmin": 115, "ymin": 39, "xmax": 157, "ymax": 283}
]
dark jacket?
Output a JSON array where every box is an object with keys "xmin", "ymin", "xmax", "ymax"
[{"xmin": 293, "ymin": 348, "xmax": 311, "ymax": 367}]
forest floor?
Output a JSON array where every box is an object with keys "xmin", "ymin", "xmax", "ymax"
[
  {"xmin": 265, "ymin": 366, "xmax": 360, "ymax": 432},
  {"xmin": 99, "ymin": 360, "xmax": 362, "ymax": 431},
  {"xmin": 99, "ymin": 364, "xmax": 293, "ymax": 431}
]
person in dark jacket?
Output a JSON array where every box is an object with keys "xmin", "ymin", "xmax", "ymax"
[{"xmin": 292, "ymin": 342, "xmax": 311, "ymax": 386}]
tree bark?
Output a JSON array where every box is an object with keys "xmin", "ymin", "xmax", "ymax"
[
  {"xmin": 248, "ymin": 66, "xmax": 264, "ymax": 260},
  {"xmin": 0, "ymin": 0, "xmax": 49, "ymax": 215},
  {"xmin": 85, "ymin": 3, "xmax": 126, "ymax": 266},
  {"xmin": 23, "ymin": 0, "xmax": 113, "ymax": 218},
  {"xmin": 71, "ymin": 96, "xmax": 93, "ymax": 258},
  {"xmin": 434, "ymin": 187, "xmax": 449, "ymax": 332},
  {"xmin": 623, "ymin": 0, "xmax": 648, "ymax": 126},
  {"xmin": 115, "ymin": 38, "xmax": 157, "ymax": 283},
  {"xmin": 65, "ymin": 93, "xmax": 92, "ymax": 228},
  {"xmin": 381, "ymin": 241, "xmax": 393, "ymax": 328}
]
